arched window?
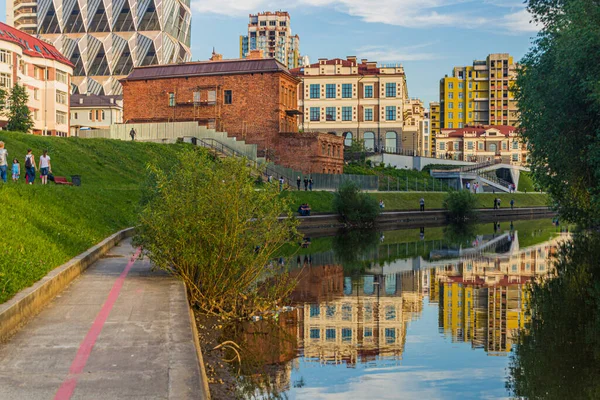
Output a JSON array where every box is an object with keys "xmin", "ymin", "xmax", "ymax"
[
  {"xmin": 489, "ymin": 143, "xmax": 497, "ymax": 152},
  {"xmin": 364, "ymin": 131, "xmax": 375, "ymax": 151},
  {"xmin": 385, "ymin": 131, "xmax": 397, "ymax": 152},
  {"xmin": 343, "ymin": 131, "xmax": 353, "ymax": 146}
]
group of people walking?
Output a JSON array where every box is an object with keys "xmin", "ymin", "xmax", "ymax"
[
  {"xmin": 296, "ymin": 176, "xmax": 314, "ymax": 191},
  {"xmin": 0, "ymin": 141, "xmax": 52, "ymax": 185}
]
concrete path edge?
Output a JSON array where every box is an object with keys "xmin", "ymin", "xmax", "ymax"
[
  {"xmin": 185, "ymin": 283, "xmax": 212, "ymax": 399},
  {"xmin": 0, "ymin": 227, "xmax": 135, "ymax": 342}
]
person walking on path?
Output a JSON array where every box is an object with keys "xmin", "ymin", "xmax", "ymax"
[
  {"xmin": 303, "ymin": 177, "xmax": 309, "ymax": 191},
  {"xmin": 279, "ymin": 176, "xmax": 285, "ymax": 191},
  {"xmin": 493, "ymin": 198, "xmax": 498, "ymax": 209},
  {"xmin": 309, "ymin": 177, "xmax": 313, "ymax": 191},
  {"xmin": 0, "ymin": 141, "xmax": 7, "ymax": 183},
  {"xmin": 296, "ymin": 176, "xmax": 301, "ymax": 191},
  {"xmin": 24, "ymin": 149, "xmax": 36, "ymax": 185},
  {"xmin": 39, "ymin": 150, "xmax": 52, "ymax": 185},
  {"xmin": 510, "ymin": 199, "xmax": 515, "ymax": 210},
  {"xmin": 12, "ymin": 158, "xmax": 20, "ymax": 182},
  {"xmin": 130, "ymin": 128, "xmax": 136, "ymax": 141},
  {"xmin": 420, "ymin": 197, "xmax": 425, "ymax": 212}
]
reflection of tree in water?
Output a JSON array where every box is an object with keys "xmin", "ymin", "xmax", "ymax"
[
  {"xmin": 507, "ymin": 233, "xmax": 600, "ymax": 399},
  {"xmin": 442, "ymin": 222, "xmax": 477, "ymax": 248},
  {"xmin": 219, "ymin": 313, "xmax": 299, "ymax": 399},
  {"xmin": 332, "ymin": 229, "xmax": 380, "ymax": 274}
]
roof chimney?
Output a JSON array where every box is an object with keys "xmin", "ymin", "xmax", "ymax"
[
  {"xmin": 347, "ymin": 56, "xmax": 357, "ymax": 64},
  {"xmin": 246, "ymin": 49, "xmax": 264, "ymax": 60},
  {"xmin": 79, "ymin": 98, "xmax": 83, "ymax": 104},
  {"xmin": 210, "ymin": 47, "xmax": 223, "ymax": 61},
  {"xmin": 110, "ymin": 98, "xmax": 114, "ymax": 104},
  {"xmin": 361, "ymin": 59, "xmax": 368, "ymax": 64}
]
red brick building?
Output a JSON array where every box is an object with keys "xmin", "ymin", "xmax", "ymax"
[{"xmin": 121, "ymin": 55, "xmax": 343, "ymax": 174}]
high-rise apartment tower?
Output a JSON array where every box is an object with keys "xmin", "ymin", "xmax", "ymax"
[
  {"xmin": 7, "ymin": 0, "xmax": 192, "ymax": 95},
  {"xmin": 439, "ymin": 53, "xmax": 518, "ymax": 130},
  {"xmin": 239, "ymin": 11, "xmax": 300, "ymax": 69}
]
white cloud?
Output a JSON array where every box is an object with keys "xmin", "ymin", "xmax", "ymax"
[
  {"xmin": 354, "ymin": 44, "xmax": 441, "ymax": 62},
  {"xmin": 191, "ymin": 0, "xmax": 540, "ymax": 33}
]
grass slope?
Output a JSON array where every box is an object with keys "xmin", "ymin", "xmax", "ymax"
[
  {"xmin": 0, "ymin": 132, "xmax": 188, "ymax": 303},
  {"xmin": 286, "ymin": 191, "xmax": 549, "ymax": 213}
]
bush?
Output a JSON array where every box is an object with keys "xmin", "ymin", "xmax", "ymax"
[
  {"xmin": 333, "ymin": 180, "xmax": 380, "ymax": 226},
  {"xmin": 443, "ymin": 190, "xmax": 478, "ymax": 222},
  {"xmin": 135, "ymin": 149, "xmax": 300, "ymax": 319}
]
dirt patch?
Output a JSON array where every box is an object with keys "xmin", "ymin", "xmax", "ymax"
[{"xmin": 194, "ymin": 312, "xmax": 239, "ymax": 400}]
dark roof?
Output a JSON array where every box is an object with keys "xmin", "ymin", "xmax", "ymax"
[
  {"xmin": 71, "ymin": 94, "xmax": 123, "ymax": 108},
  {"xmin": 122, "ymin": 58, "xmax": 295, "ymax": 81},
  {"xmin": 0, "ymin": 22, "xmax": 73, "ymax": 66}
]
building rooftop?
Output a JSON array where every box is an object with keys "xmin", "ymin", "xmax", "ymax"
[
  {"xmin": 440, "ymin": 125, "xmax": 516, "ymax": 138},
  {"xmin": 289, "ymin": 57, "xmax": 398, "ymax": 76},
  {"xmin": 71, "ymin": 94, "xmax": 123, "ymax": 108},
  {"xmin": 122, "ymin": 58, "xmax": 292, "ymax": 81},
  {"xmin": 0, "ymin": 22, "xmax": 72, "ymax": 66}
]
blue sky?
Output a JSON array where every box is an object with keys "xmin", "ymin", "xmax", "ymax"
[{"xmin": 1, "ymin": 0, "xmax": 540, "ymax": 105}]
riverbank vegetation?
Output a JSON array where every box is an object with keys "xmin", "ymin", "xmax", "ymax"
[
  {"xmin": 0, "ymin": 131, "xmax": 188, "ymax": 304},
  {"xmin": 135, "ymin": 149, "xmax": 300, "ymax": 318},
  {"xmin": 443, "ymin": 190, "xmax": 478, "ymax": 222},
  {"xmin": 333, "ymin": 181, "xmax": 380, "ymax": 226}
]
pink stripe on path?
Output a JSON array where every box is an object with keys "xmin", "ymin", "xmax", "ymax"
[{"xmin": 54, "ymin": 247, "xmax": 142, "ymax": 400}]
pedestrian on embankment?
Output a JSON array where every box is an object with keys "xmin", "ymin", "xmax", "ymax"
[
  {"xmin": 0, "ymin": 141, "xmax": 7, "ymax": 183},
  {"xmin": 24, "ymin": 149, "xmax": 36, "ymax": 185},
  {"xmin": 279, "ymin": 176, "xmax": 284, "ymax": 191},
  {"xmin": 296, "ymin": 176, "xmax": 301, "ymax": 190},
  {"xmin": 309, "ymin": 177, "xmax": 313, "ymax": 191},
  {"xmin": 12, "ymin": 158, "xmax": 20, "ymax": 182},
  {"xmin": 304, "ymin": 177, "xmax": 309, "ymax": 191},
  {"xmin": 39, "ymin": 150, "xmax": 52, "ymax": 185},
  {"xmin": 510, "ymin": 199, "xmax": 514, "ymax": 210},
  {"xmin": 420, "ymin": 197, "xmax": 425, "ymax": 212}
]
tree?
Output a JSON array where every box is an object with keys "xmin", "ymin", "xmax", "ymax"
[
  {"xmin": 345, "ymin": 138, "xmax": 367, "ymax": 163},
  {"xmin": 443, "ymin": 190, "xmax": 478, "ymax": 223},
  {"xmin": 135, "ymin": 149, "xmax": 300, "ymax": 318},
  {"xmin": 333, "ymin": 180, "xmax": 380, "ymax": 227},
  {"xmin": 6, "ymin": 84, "xmax": 33, "ymax": 133},
  {"xmin": 515, "ymin": 0, "xmax": 600, "ymax": 226}
]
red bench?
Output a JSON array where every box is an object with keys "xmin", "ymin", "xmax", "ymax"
[{"xmin": 54, "ymin": 176, "xmax": 73, "ymax": 186}]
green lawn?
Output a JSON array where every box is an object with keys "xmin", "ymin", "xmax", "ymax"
[
  {"xmin": 518, "ymin": 171, "xmax": 537, "ymax": 193},
  {"xmin": 0, "ymin": 131, "xmax": 189, "ymax": 304},
  {"xmin": 286, "ymin": 191, "xmax": 550, "ymax": 213}
]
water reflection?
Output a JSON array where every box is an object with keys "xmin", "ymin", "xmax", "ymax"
[{"xmin": 231, "ymin": 219, "xmax": 569, "ymax": 399}]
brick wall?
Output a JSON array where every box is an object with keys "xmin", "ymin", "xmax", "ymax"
[
  {"xmin": 122, "ymin": 71, "xmax": 298, "ymax": 152},
  {"xmin": 272, "ymin": 132, "xmax": 344, "ymax": 174}
]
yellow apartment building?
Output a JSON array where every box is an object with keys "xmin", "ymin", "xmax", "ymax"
[
  {"xmin": 429, "ymin": 101, "xmax": 440, "ymax": 156},
  {"xmin": 439, "ymin": 53, "xmax": 518, "ymax": 131}
]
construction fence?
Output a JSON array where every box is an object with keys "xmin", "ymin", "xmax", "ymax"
[{"xmin": 266, "ymin": 164, "xmax": 379, "ymax": 191}]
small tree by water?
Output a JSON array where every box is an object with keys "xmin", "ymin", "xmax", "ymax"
[
  {"xmin": 333, "ymin": 180, "xmax": 380, "ymax": 227},
  {"xmin": 443, "ymin": 190, "xmax": 478, "ymax": 223},
  {"xmin": 135, "ymin": 149, "xmax": 300, "ymax": 319}
]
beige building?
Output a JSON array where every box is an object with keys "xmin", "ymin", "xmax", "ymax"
[
  {"xmin": 0, "ymin": 22, "xmax": 72, "ymax": 136},
  {"xmin": 239, "ymin": 11, "xmax": 301, "ymax": 69},
  {"xmin": 435, "ymin": 125, "xmax": 528, "ymax": 165},
  {"xmin": 70, "ymin": 94, "xmax": 123, "ymax": 136}
]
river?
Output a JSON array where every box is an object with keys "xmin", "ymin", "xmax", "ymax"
[{"xmin": 222, "ymin": 218, "xmax": 571, "ymax": 399}]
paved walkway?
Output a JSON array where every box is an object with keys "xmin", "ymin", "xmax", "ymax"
[{"xmin": 0, "ymin": 238, "xmax": 207, "ymax": 400}]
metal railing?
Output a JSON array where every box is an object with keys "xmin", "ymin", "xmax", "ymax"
[{"xmin": 480, "ymin": 171, "xmax": 513, "ymax": 190}]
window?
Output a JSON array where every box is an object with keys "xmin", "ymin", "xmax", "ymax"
[
  {"xmin": 448, "ymin": 102, "xmax": 454, "ymax": 109},
  {"xmin": 0, "ymin": 49, "xmax": 11, "ymax": 64},
  {"xmin": 341, "ymin": 328, "xmax": 352, "ymax": 342},
  {"xmin": 512, "ymin": 140, "xmax": 519, "ymax": 149},
  {"xmin": 224, "ymin": 90, "xmax": 232, "ymax": 104},
  {"xmin": 56, "ymin": 111, "xmax": 67, "ymax": 125},
  {"xmin": 309, "ymin": 304, "xmax": 320, "ymax": 317},
  {"xmin": 74, "ymin": 112, "xmax": 78, "ymax": 119},
  {"xmin": 364, "ymin": 107, "xmax": 373, "ymax": 121},
  {"xmin": 385, "ymin": 82, "xmax": 396, "ymax": 97},
  {"xmin": 56, "ymin": 90, "xmax": 67, "ymax": 105},
  {"xmin": 342, "ymin": 106, "xmax": 352, "ymax": 121},
  {"xmin": 325, "ymin": 328, "xmax": 336, "ymax": 341},
  {"xmin": 89, "ymin": 110, "xmax": 93, "ymax": 120},
  {"xmin": 512, "ymin": 153, "xmax": 519, "ymax": 161},
  {"xmin": 448, "ymin": 112, "xmax": 453, "ymax": 119},
  {"xmin": 326, "ymin": 84, "xmax": 335, "ymax": 98},
  {"xmin": 385, "ymin": 305, "xmax": 396, "ymax": 320},
  {"xmin": 448, "ymin": 122, "xmax": 454, "ymax": 128},
  {"xmin": 309, "ymin": 329, "xmax": 320, "ymax": 339},
  {"xmin": 502, "ymin": 142, "xmax": 507, "ymax": 150},
  {"xmin": 458, "ymin": 122, "xmax": 464, "ymax": 128},
  {"xmin": 386, "ymin": 106, "xmax": 396, "ymax": 121},
  {"xmin": 309, "ymin": 84, "xmax": 320, "ymax": 99},
  {"xmin": 364, "ymin": 85, "xmax": 373, "ymax": 98},
  {"xmin": 364, "ymin": 327, "xmax": 373, "ymax": 337},
  {"xmin": 34, "ymin": 110, "xmax": 38, "ymax": 120},
  {"xmin": 439, "ymin": 142, "xmax": 445, "ymax": 150},
  {"xmin": 468, "ymin": 112, "xmax": 473, "ymax": 119},
  {"xmin": 385, "ymin": 328, "xmax": 396, "ymax": 344},
  {"xmin": 260, "ymin": 21, "xmax": 266, "ymax": 26},
  {"xmin": 168, "ymin": 92, "xmax": 175, "ymax": 107},
  {"xmin": 56, "ymin": 70, "xmax": 67, "ymax": 84},
  {"xmin": 310, "ymin": 107, "xmax": 320, "ymax": 121},
  {"xmin": 467, "ymin": 141, "xmax": 474, "ymax": 150},
  {"xmin": 478, "ymin": 142, "xmax": 484, "ymax": 150},
  {"xmin": 458, "ymin": 92, "xmax": 463, "ymax": 99},
  {"xmin": 269, "ymin": 20, "xmax": 276, "ymax": 26},
  {"xmin": 364, "ymin": 132, "xmax": 375, "ymax": 150},
  {"xmin": 0, "ymin": 73, "xmax": 11, "ymax": 88},
  {"xmin": 454, "ymin": 142, "xmax": 459, "ymax": 150},
  {"xmin": 468, "ymin": 82, "xmax": 472, "ymax": 89},
  {"xmin": 448, "ymin": 82, "xmax": 454, "ymax": 89},
  {"xmin": 344, "ymin": 132, "xmax": 352, "ymax": 146},
  {"xmin": 101, "ymin": 110, "xmax": 105, "ymax": 120},
  {"xmin": 448, "ymin": 92, "xmax": 453, "ymax": 99},
  {"xmin": 342, "ymin": 83, "xmax": 352, "ymax": 98},
  {"xmin": 458, "ymin": 112, "xmax": 463, "ymax": 119},
  {"xmin": 458, "ymin": 82, "xmax": 463, "ymax": 89},
  {"xmin": 326, "ymin": 107, "xmax": 336, "ymax": 121}
]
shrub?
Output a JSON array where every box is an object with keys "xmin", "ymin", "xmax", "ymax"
[
  {"xmin": 333, "ymin": 180, "xmax": 380, "ymax": 226},
  {"xmin": 443, "ymin": 190, "xmax": 478, "ymax": 222},
  {"xmin": 135, "ymin": 149, "xmax": 300, "ymax": 319}
]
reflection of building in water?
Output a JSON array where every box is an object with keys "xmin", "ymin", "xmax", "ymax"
[
  {"xmin": 435, "ymin": 239, "xmax": 560, "ymax": 354},
  {"xmin": 296, "ymin": 270, "xmax": 425, "ymax": 365}
]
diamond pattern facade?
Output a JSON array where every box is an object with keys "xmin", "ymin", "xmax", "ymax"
[{"xmin": 9, "ymin": 0, "xmax": 191, "ymax": 95}]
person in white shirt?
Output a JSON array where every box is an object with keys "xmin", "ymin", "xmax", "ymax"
[
  {"xmin": 0, "ymin": 141, "xmax": 7, "ymax": 183},
  {"xmin": 39, "ymin": 150, "xmax": 52, "ymax": 185}
]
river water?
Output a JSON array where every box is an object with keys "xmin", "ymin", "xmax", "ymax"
[{"xmin": 229, "ymin": 218, "xmax": 570, "ymax": 399}]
